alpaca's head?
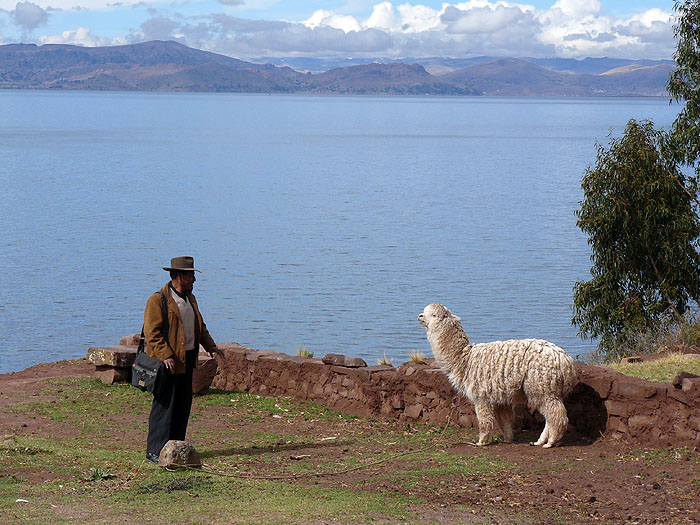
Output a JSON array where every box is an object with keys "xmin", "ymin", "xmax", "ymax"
[
  {"xmin": 418, "ymin": 303, "xmax": 461, "ymax": 333},
  {"xmin": 418, "ymin": 303, "xmax": 469, "ymax": 362}
]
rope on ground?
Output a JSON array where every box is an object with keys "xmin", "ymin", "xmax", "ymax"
[{"xmin": 167, "ymin": 412, "xmax": 458, "ymax": 480}]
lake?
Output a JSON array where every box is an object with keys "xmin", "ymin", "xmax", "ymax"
[{"xmin": 0, "ymin": 91, "xmax": 680, "ymax": 374}]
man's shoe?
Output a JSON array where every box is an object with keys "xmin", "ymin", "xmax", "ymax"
[{"xmin": 146, "ymin": 452, "xmax": 159, "ymax": 464}]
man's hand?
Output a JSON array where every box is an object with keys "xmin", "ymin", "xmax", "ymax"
[
  {"xmin": 209, "ymin": 346, "xmax": 225, "ymax": 359},
  {"xmin": 163, "ymin": 357, "xmax": 175, "ymax": 372}
]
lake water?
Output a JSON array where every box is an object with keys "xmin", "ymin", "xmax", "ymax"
[{"xmin": 0, "ymin": 91, "xmax": 680, "ymax": 374}]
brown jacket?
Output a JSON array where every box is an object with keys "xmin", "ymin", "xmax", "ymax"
[{"xmin": 144, "ymin": 282, "xmax": 216, "ymax": 374}]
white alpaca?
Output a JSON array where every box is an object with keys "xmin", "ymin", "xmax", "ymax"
[{"xmin": 418, "ymin": 303, "xmax": 578, "ymax": 448}]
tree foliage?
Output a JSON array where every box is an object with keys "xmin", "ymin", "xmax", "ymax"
[
  {"xmin": 669, "ymin": 0, "xmax": 700, "ymax": 168},
  {"xmin": 573, "ymin": 119, "xmax": 700, "ymax": 359}
]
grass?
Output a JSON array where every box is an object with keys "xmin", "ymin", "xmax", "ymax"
[
  {"xmin": 4, "ymin": 373, "xmax": 697, "ymax": 523},
  {"xmin": 384, "ymin": 449, "xmax": 513, "ymax": 484},
  {"xmin": 83, "ymin": 468, "xmax": 116, "ymax": 481},
  {"xmin": 295, "ymin": 345, "xmax": 314, "ymax": 358},
  {"xmin": 3, "ymin": 460, "xmax": 414, "ymax": 524},
  {"xmin": 0, "ymin": 376, "xmax": 503, "ymax": 524},
  {"xmin": 632, "ymin": 448, "xmax": 700, "ymax": 464},
  {"xmin": 377, "ymin": 352, "xmax": 394, "ymax": 366},
  {"xmin": 408, "ymin": 349, "xmax": 427, "ymax": 364},
  {"xmin": 606, "ymin": 352, "xmax": 700, "ymax": 382}
]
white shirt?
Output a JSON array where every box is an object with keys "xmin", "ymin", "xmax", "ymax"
[{"xmin": 170, "ymin": 287, "xmax": 196, "ymax": 351}]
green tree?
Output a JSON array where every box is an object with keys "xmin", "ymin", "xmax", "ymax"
[
  {"xmin": 669, "ymin": 0, "xmax": 700, "ymax": 169},
  {"xmin": 572, "ymin": 119, "xmax": 700, "ymax": 359}
]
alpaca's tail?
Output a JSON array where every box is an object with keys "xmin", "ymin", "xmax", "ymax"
[
  {"xmin": 558, "ymin": 352, "xmax": 579, "ymax": 397},
  {"xmin": 523, "ymin": 342, "xmax": 579, "ymax": 405}
]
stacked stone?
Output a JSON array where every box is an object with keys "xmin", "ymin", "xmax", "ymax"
[
  {"xmin": 91, "ymin": 336, "xmax": 700, "ymax": 448},
  {"xmin": 576, "ymin": 365, "xmax": 700, "ymax": 447},
  {"xmin": 86, "ymin": 335, "xmax": 220, "ymax": 394},
  {"xmin": 86, "ymin": 344, "xmax": 138, "ymax": 384},
  {"xmin": 212, "ymin": 345, "xmax": 484, "ymax": 428},
  {"xmin": 211, "ymin": 345, "xmax": 700, "ymax": 449}
]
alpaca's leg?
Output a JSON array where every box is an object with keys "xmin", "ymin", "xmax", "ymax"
[
  {"xmin": 533, "ymin": 398, "xmax": 568, "ymax": 448},
  {"xmin": 495, "ymin": 405, "xmax": 514, "ymax": 442},
  {"xmin": 531, "ymin": 422, "xmax": 549, "ymax": 447},
  {"xmin": 474, "ymin": 402, "xmax": 496, "ymax": 446},
  {"xmin": 542, "ymin": 398, "xmax": 568, "ymax": 448}
]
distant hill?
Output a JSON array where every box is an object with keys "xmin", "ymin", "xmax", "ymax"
[
  {"xmin": 0, "ymin": 40, "xmax": 675, "ymax": 96},
  {"xmin": 263, "ymin": 55, "xmax": 674, "ymax": 77},
  {"xmin": 304, "ymin": 62, "xmax": 478, "ymax": 95},
  {"xmin": 440, "ymin": 57, "xmax": 673, "ymax": 96},
  {"xmin": 528, "ymin": 57, "xmax": 675, "ymax": 76},
  {"xmin": 0, "ymin": 41, "xmax": 306, "ymax": 92},
  {"xmin": 441, "ymin": 58, "xmax": 581, "ymax": 97}
]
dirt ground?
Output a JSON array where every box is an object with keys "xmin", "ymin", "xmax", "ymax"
[{"xmin": 2, "ymin": 360, "xmax": 700, "ymax": 524}]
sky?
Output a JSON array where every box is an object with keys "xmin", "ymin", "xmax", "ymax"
[{"xmin": 0, "ymin": 1, "xmax": 680, "ymax": 60}]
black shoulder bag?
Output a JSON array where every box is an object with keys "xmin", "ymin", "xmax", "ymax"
[{"xmin": 131, "ymin": 291, "xmax": 169, "ymax": 394}]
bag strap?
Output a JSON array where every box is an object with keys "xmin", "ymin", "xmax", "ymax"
[
  {"xmin": 137, "ymin": 290, "xmax": 170, "ymax": 354},
  {"xmin": 158, "ymin": 291, "xmax": 170, "ymax": 347}
]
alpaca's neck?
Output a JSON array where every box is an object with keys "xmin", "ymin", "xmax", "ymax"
[{"xmin": 431, "ymin": 321, "xmax": 472, "ymax": 370}]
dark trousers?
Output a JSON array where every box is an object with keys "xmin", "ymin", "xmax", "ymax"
[{"xmin": 146, "ymin": 350, "xmax": 196, "ymax": 456}]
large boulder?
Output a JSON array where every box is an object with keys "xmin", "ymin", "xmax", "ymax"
[
  {"xmin": 193, "ymin": 358, "xmax": 218, "ymax": 395},
  {"xmin": 158, "ymin": 440, "xmax": 201, "ymax": 468}
]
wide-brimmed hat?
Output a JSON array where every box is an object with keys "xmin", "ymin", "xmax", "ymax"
[{"xmin": 162, "ymin": 256, "xmax": 201, "ymax": 273}]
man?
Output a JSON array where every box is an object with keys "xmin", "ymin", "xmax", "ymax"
[{"xmin": 143, "ymin": 256, "xmax": 224, "ymax": 463}]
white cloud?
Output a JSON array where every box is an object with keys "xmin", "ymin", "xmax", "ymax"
[
  {"xmin": 551, "ymin": 0, "xmax": 601, "ymax": 17},
  {"xmin": 135, "ymin": 14, "xmax": 179, "ymax": 40},
  {"xmin": 396, "ymin": 4, "xmax": 442, "ymax": 33},
  {"xmin": 443, "ymin": 4, "xmax": 535, "ymax": 34},
  {"xmin": 13, "ymin": 1, "xmax": 49, "ymax": 31},
  {"xmin": 366, "ymin": 2, "xmax": 398, "ymax": 31},
  {"xmin": 296, "ymin": 2, "xmax": 674, "ymax": 58},
  {"xmin": 40, "ymin": 25, "xmax": 121, "ymax": 45},
  {"xmin": 18, "ymin": 1, "xmax": 676, "ymax": 60},
  {"xmin": 303, "ymin": 9, "xmax": 363, "ymax": 32},
  {"xmin": 629, "ymin": 7, "xmax": 673, "ymax": 27}
]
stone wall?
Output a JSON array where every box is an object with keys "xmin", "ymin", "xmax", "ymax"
[{"xmin": 212, "ymin": 343, "xmax": 700, "ymax": 449}]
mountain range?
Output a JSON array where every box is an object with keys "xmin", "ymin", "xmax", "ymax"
[{"xmin": 0, "ymin": 40, "xmax": 674, "ymax": 97}]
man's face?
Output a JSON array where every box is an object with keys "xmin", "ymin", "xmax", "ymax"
[{"xmin": 176, "ymin": 271, "xmax": 196, "ymax": 294}]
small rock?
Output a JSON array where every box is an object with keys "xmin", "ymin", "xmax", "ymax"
[
  {"xmin": 682, "ymin": 377, "xmax": 700, "ymax": 393},
  {"xmin": 652, "ymin": 482, "xmax": 661, "ymax": 490},
  {"xmin": 158, "ymin": 440, "xmax": 202, "ymax": 468},
  {"xmin": 119, "ymin": 334, "xmax": 141, "ymax": 346},
  {"xmin": 404, "ymin": 404, "xmax": 423, "ymax": 419},
  {"xmin": 321, "ymin": 353, "xmax": 367, "ymax": 368},
  {"xmin": 95, "ymin": 366, "xmax": 129, "ymax": 384},
  {"xmin": 673, "ymin": 371, "xmax": 700, "ymax": 389},
  {"xmin": 621, "ymin": 356, "xmax": 642, "ymax": 364}
]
